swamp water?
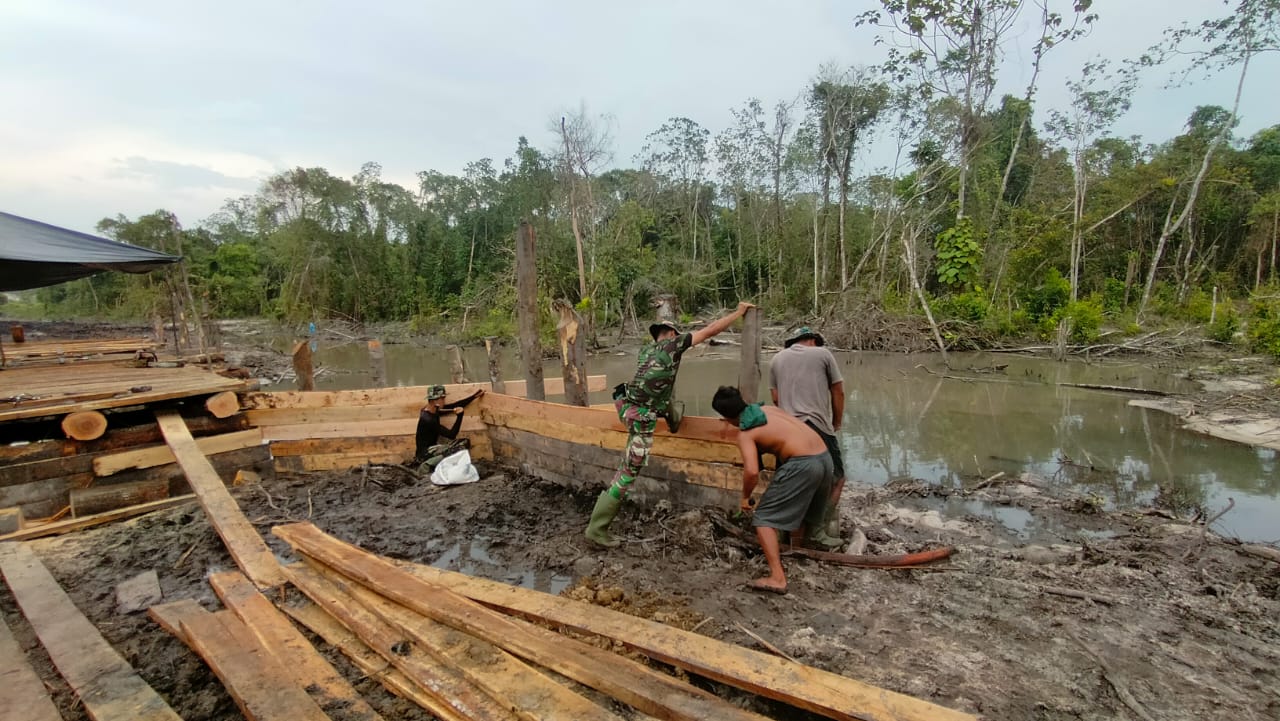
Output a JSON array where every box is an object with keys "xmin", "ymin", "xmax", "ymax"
[{"xmin": 266, "ymin": 339, "xmax": 1280, "ymax": 543}]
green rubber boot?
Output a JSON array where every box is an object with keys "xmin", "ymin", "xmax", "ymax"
[{"xmin": 584, "ymin": 491, "xmax": 623, "ymax": 547}]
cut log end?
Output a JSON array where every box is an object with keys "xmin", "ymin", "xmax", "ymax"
[
  {"xmin": 205, "ymin": 391, "xmax": 241, "ymax": 419},
  {"xmin": 62, "ymin": 410, "xmax": 108, "ymax": 441}
]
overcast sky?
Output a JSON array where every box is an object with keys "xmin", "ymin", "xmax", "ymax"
[{"xmin": 1, "ymin": 0, "xmax": 1275, "ymax": 235}]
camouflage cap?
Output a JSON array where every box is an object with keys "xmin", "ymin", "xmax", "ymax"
[
  {"xmin": 784, "ymin": 326, "xmax": 825, "ymax": 348},
  {"xmin": 648, "ymin": 320, "xmax": 680, "ymax": 341},
  {"xmin": 426, "ymin": 385, "xmax": 447, "ymax": 400}
]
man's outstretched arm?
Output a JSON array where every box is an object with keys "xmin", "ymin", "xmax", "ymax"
[{"xmin": 691, "ymin": 302, "xmax": 754, "ymax": 346}]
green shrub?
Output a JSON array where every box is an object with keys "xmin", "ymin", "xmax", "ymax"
[
  {"xmin": 1102, "ymin": 278, "xmax": 1127, "ymax": 316},
  {"xmin": 932, "ymin": 289, "xmax": 989, "ymax": 323},
  {"xmin": 1247, "ymin": 291, "xmax": 1280, "ymax": 359},
  {"xmin": 1061, "ymin": 297, "xmax": 1104, "ymax": 343},
  {"xmin": 1207, "ymin": 302, "xmax": 1239, "ymax": 344},
  {"xmin": 1019, "ymin": 268, "xmax": 1070, "ymax": 322}
]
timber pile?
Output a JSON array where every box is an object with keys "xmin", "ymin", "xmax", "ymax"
[
  {"xmin": 0, "ymin": 363, "xmax": 251, "ymax": 422},
  {"xmin": 144, "ymin": 521, "xmax": 974, "ymax": 721},
  {"xmin": 255, "ymin": 376, "xmax": 607, "ymax": 473},
  {"xmin": 0, "ymin": 336, "xmax": 156, "ymax": 368}
]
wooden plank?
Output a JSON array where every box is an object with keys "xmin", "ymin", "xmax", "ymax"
[
  {"xmin": 275, "ymin": 525, "xmax": 819, "ymax": 721},
  {"xmin": 0, "ymin": 416, "xmax": 252, "ymax": 466},
  {"xmin": 154, "ymin": 410, "xmax": 284, "ymax": 590},
  {"xmin": 282, "ymin": 600, "xmax": 469, "ymax": 721},
  {"xmin": 299, "ymin": 561, "xmax": 623, "ymax": 721},
  {"xmin": 282, "ymin": 563, "xmax": 516, "ymax": 721},
  {"xmin": 208, "ymin": 570, "xmax": 384, "ymax": 721},
  {"xmin": 299, "ymin": 559, "xmax": 769, "ymax": 721},
  {"xmin": 0, "ymin": 543, "xmax": 182, "ymax": 721},
  {"xmin": 0, "ymin": 365, "xmax": 252, "ymax": 422},
  {"xmin": 0, "ymin": 613, "xmax": 63, "ymax": 721},
  {"xmin": 71, "ymin": 479, "xmax": 169, "ymax": 517},
  {"xmin": 147, "ymin": 598, "xmax": 206, "ymax": 645},
  {"xmin": 269, "ymin": 435, "xmax": 415, "ymax": 458},
  {"xmin": 479, "ymin": 392, "xmax": 739, "ymax": 447},
  {"xmin": 177, "ymin": 607, "xmax": 331, "ymax": 721},
  {"xmin": 93, "ymin": 429, "xmax": 264, "ymax": 476},
  {"xmin": 273, "ymin": 434, "xmax": 492, "ymax": 473},
  {"xmin": 275, "ymin": 525, "xmax": 975, "ymax": 721},
  {"xmin": 240, "ymin": 375, "xmax": 608, "ymax": 410},
  {"xmin": 247, "ymin": 405, "xmax": 449, "ymax": 426},
  {"xmin": 1, "ymin": 495, "xmax": 198, "ymax": 542}
]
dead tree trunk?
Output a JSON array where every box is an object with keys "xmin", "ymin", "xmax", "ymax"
[
  {"xmin": 516, "ymin": 221, "xmax": 545, "ymax": 401},
  {"xmin": 553, "ymin": 300, "xmax": 589, "ymax": 407}
]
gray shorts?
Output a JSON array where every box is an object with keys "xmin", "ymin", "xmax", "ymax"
[{"xmin": 752, "ymin": 452, "xmax": 833, "ymax": 532}]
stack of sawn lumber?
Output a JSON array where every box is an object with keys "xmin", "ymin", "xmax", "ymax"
[{"xmin": 148, "ymin": 521, "xmax": 975, "ymax": 721}]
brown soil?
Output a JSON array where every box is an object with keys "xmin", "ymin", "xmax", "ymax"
[{"xmin": 3, "ymin": 462, "xmax": 1277, "ymax": 721}]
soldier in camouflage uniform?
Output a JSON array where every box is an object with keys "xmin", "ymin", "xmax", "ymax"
[{"xmin": 585, "ymin": 301, "xmax": 755, "ymax": 547}]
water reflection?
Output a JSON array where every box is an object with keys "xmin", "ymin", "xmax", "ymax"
[{"xmin": 264, "ymin": 340, "xmax": 1279, "ymax": 543}]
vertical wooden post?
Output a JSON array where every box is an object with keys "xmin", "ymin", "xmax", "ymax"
[
  {"xmin": 737, "ymin": 307, "xmax": 761, "ymax": 403},
  {"xmin": 9, "ymin": 325, "xmax": 24, "ymax": 343},
  {"xmin": 553, "ymin": 300, "xmax": 589, "ymax": 406},
  {"xmin": 367, "ymin": 339, "xmax": 387, "ymax": 388},
  {"xmin": 291, "ymin": 340, "xmax": 315, "ymax": 391},
  {"xmin": 515, "ymin": 221, "xmax": 545, "ymax": 400},
  {"xmin": 447, "ymin": 345, "xmax": 467, "ymax": 383},
  {"xmin": 485, "ymin": 338, "xmax": 507, "ymax": 394}
]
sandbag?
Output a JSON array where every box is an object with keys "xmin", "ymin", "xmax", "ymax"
[{"xmin": 430, "ymin": 449, "xmax": 480, "ymax": 486}]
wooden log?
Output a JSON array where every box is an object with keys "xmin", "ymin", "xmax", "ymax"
[
  {"xmin": 176, "ymin": 607, "xmax": 331, "ymax": 721},
  {"xmin": 291, "ymin": 340, "xmax": 314, "ymax": 392},
  {"xmin": 208, "ymin": 571, "xmax": 385, "ymax": 721},
  {"xmin": 515, "ymin": 220, "xmax": 545, "ymax": 401},
  {"xmin": 0, "ymin": 506, "xmax": 23, "ymax": 534},
  {"xmin": 1239, "ymin": 543, "xmax": 1280, "ymax": 564},
  {"xmin": 446, "ymin": 344, "xmax": 467, "ymax": 383},
  {"xmin": 0, "ymin": 613, "xmax": 63, "ymax": 721},
  {"xmin": 553, "ymin": 299, "xmax": 589, "ymax": 406},
  {"xmin": 154, "ymin": 410, "xmax": 285, "ymax": 590},
  {"xmin": 205, "ymin": 391, "xmax": 241, "ymax": 419},
  {"xmin": 375, "ymin": 539, "xmax": 974, "ymax": 721},
  {"xmin": 485, "ymin": 338, "xmax": 507, "ymax": 394},
  {"xmin": 1, "ymin": 495, "xmax": 197, "ymax": 542},
  {"xmin": 93, "ymin": 428, "xmax": 264, "ymax": 477},
  {"xmin": 70, "ymin": 479, "xmax": 169, "ymax": 517},
  {"xmin": 276, "ymin": 525, "xmax": 870, "ymax": 721},
  {"xmin": 282, "ymin": 600, "xmax": 469, "ymax": 721},
  {"xmin": 61, "ymin": 410, "xmax": 107, "ymax": 441},
  {"xmin": 367, "ymin": 339, "xmax": 387, "ymax": 388},
  {"xmin": 282, "ymin": 563, "xmax": 517, "ymax": 721},
  {"xmin": 0, "ymin": 543, "xmax": 183, "ymax": 721},
  {"xmin": 737, "ymin": 307, "xmax": 761, "ymax": 403},
  {"xmin": 297, "ymin": 561, "xmax": 624, "ymax": 721},
  {"xmin": 10, "ymin": 324, "xmax": 24, "ymax": 343}
]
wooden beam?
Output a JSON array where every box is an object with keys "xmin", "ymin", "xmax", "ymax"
[
  {"xmin": 246, "ymin": 405, "xmax": 481, "ymax": 427},
  {"xmin": 146, "ymin": 598, "xmax": 206, "ymax": 645},
  {"xmin": 70, "ymin": 479, "xmax": 169, "ymax": 517},
  {"xmin": 0, "ymin": 543, "xmax": 183, "ymax": 721},
  {"xmin": 176, "ymin": 607, "xmax": 331, "ymax": 721},
  {"xmin": 93, "ymin": 428, "xmax": 264, "ymax": 477},
  {"xmin": 205, "ymin": 391, "xmax": 241, "ymax": 419},
  {"xmin": 240, "ymin": 375, "xmax": 607, "ymax": 410},
  {"xmin": 154, "ymin": 410, "xmax": 284, "ymax": 590},
  {"xmin": 291, "ymin": 340, "xmax": 314, "ymax": 392},
  {"xmin": 738, "ymin": 307, "xmax": 761, "ymax": 403},
  {"xmin": 1, "ymin": 495, "xmax": 197, "ymax": 542},
  {"xmin": 291, "ymin": 531, "xmax": 975, "ymax": 721},
  {"xmin": 273, "ymin": 525, "xmax": 839, "ymax": 721},
  {"xmin": 61, "ymin": 410, "xmax": 108, "ymax": 441},
  {"xmin": 485, "ymin": 338, "xmax": 506, "ymax": 394},
  {"xmin": 269, "ymin": 435, "xmax": 415, "ymax": 458},
  {"xmin": 282, "ymin": 600, "xmax": 469, "ymax": 721},
  {"xmin": 208, "ymin": 570, "xmax": 385, "ymax": 721},
  {"xmin": 297, "ymin": 560, "xmax": 624, "ymax": 721},
  {"xmin": 0, "ymin": 613, "xmax": 62, "ymax": 721},
  {"xmin": 478, "ymin": 392, "xmax": 738, "ymax": 446},
  {"xmin": 515, "ymin": 220, "xmax": 545, "ymax": 401},
  {"xmin": 282, "ymin": 563, "xmax": 517, "ymax": 721}
]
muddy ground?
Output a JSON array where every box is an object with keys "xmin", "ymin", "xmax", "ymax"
[{"xmin": 2, "ymin": 460, "xmax": 1277, "ymax": 721}]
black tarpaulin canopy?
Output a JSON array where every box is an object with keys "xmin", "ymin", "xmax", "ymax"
[{"xmin": 0, "ymin": 211, "xmax": 181, "ymax": 291}]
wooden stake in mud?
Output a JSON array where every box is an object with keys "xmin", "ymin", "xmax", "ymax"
[
  {"xmin": 553, "ymin": 299, "xmax": 589, "ymax": 406},
  {"xmin": 737, "ymin": 307, "xmax": 761, "ymax": 403},
  {"xmin": 446, "ymin": 344, "xmax": 467, "ymax": 383},
  {"xmin": 484, "ymin": 338, "xmax": 506, "ymax": 394},
  {"xmin": 291, "ymin": 340, "xmax": 315, "ymax": 392},
  {"xmin": 515, "ymin": 221, "xmax": 545, "ymax": 401},
  {"xmin": 367, "ymin": 339, "xmax": 387, "ymax": 388}
]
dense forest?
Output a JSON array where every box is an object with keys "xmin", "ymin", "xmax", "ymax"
[{"xmin": 22, "ymin": 0, "xmax": 1280, "ymax": 355}]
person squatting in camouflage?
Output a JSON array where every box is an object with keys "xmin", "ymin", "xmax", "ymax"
[{"xmin": 584, "ymin": 301, "xmax": 756, "ymax": 547}]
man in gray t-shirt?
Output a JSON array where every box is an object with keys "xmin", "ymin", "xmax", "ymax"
[{"xmin": 769, "ymin": 327, "xmax": 846, "ymax": 537}]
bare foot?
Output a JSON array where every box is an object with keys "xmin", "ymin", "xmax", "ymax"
[{"xmin": 746, "ymin": 578, "xmax": 788, "ymax": 595}]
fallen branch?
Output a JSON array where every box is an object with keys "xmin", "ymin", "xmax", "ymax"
[
  {"xmin": 1040, "ymin": 585, "xmax": 1123, "ymax": 605},
  {"xmin": 1055, "ymin": 382, "xmax": 1171, "ymax": 397},
  {"xmin": 783, "ymin": 545, "xmax": 955, "ymax": 568},
  {"xmin": 1070, "ymin": 633, "xmax": 1158, "ymax": 721},
  {"xmin": 1238, "ymin": 543, "xmax": 1280, "ymax": 565},
  {"xmin": 733, "ymin": 622, "xmax": 797, "ymax": 663}
]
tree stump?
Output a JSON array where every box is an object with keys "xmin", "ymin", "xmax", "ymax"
[
  {"xmin": 62, "ymin": 411, "xmax": 107, "ymax": 441},
  {"xmin": 291, "ymin": 340, "xmax": 315, "ymax": 391}
]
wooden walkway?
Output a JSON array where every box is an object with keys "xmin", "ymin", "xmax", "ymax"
[{"xmin": 0, "ymin": 363, "xmax": 251, "ymax": 422}]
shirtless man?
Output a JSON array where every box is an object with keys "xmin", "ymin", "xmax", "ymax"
[{"xmin": 712, "ymin": 385, "xmax": 834, "ymax": 595}]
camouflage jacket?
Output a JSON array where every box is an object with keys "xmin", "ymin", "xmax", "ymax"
[{"xmin": 624, "ymin": 332, "xmax": 693, "ymax": 413}]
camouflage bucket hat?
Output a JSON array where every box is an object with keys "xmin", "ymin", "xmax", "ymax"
[
  {"xmin": 784, "ymin": 326, "xmax": 825, "ymax": 348},
  {"xmin": 648, "ymin": 320, "xmax": 680, "ymax": 341},
  {"xmin": 426, "ymin": 385, "xmax": 447, "ymax": 400}
]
